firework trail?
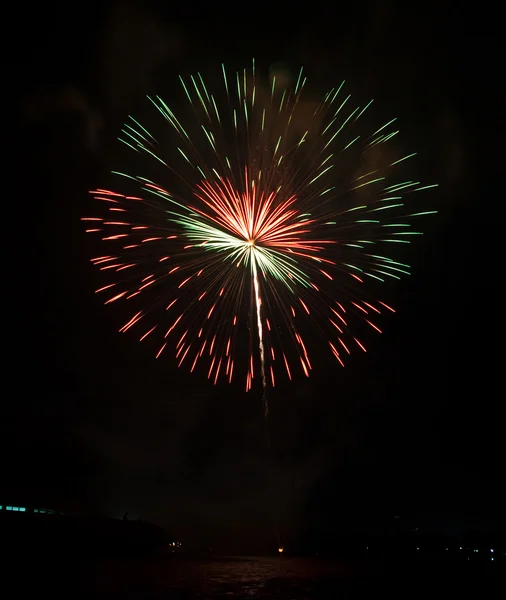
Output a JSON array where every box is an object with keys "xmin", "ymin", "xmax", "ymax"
[
  {"xmin": 250, "ymin": 254, "xmax": 269, "ymax": 415},
  {"xmin": 85, "ymin": 61, "xmax": 437, "ymax": 398}
]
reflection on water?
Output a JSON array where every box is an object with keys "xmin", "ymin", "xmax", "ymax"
[
  {"xmin": 81, "ymin": 555, "xmax": 496, "ymax": 598},
  {"xmin": 86, "ymin": 556, "xmax": 355, "ymax": 598}
]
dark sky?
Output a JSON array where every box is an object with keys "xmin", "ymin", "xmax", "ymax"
[{"xmin": 5, "ymin": 1, "xmax": 503, "ymax": 551}]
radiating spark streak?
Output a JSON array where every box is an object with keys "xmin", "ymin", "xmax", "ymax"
[
  {"xmin": 366, "ymin": 320, "xmax": 382, "ymax": 333},
  {"xmin": 379, "ymin": 301, "xmax": 396, "ymax": 312},
  {"xmin": 105, "ymin": 292, "xmax": 126, "ymax": 304},
  {"xmin": 140, "ymin": 326, "xmax": 157, "ymax": 341},
  {"xmin": 156, "ymin": 343, "xmax": 166, "ymax": 358},
  {"xmin": 355, "ymin": 338, "xmax": 367, "ymax": 352},
  {"xmin": 96, "ymin": 284, "xmax": 115, "ymax": 293}
]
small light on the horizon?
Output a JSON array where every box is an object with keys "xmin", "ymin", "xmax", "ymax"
[
  {"xmin": 278, "ymin": 547, "xmax": 284, "ymax": 554},
  {"xmin": 460, "ymin": 547, "xmax": 462, "ymax": 550},
  {"xmin": 491, "ymin": 557, "xmax": 494, "ymax": 561},
  {"xmin": 490, "ymin": 549, "xmax": 494, "ymax": 553}
]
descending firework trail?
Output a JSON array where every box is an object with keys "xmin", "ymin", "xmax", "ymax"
[
  {"xmin": 250, "ymin": 254, "xmax": 268, "ymax": 414},
  {"xmin": 85, "ymin": 61, "xmax": 437, "ymax": 395}
]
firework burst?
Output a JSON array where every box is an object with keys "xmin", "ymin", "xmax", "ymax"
[{"xmin": 85, "ymin": 61, "xmax": 437, "ymax": 392}]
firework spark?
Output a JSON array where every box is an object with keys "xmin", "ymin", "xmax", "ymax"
[{"xmin": 85, "ymin": 61, "xmax": 437, "ymax": 391}]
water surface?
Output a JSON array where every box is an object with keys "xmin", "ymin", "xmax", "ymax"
[{"xmin": 77, "ymin": 555, "xmax": 497, "ymax": 598}]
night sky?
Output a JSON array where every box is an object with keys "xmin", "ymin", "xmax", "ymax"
[{"xmin": 6, "ymin": 2, "xmax": 503, "ymax": 552}]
